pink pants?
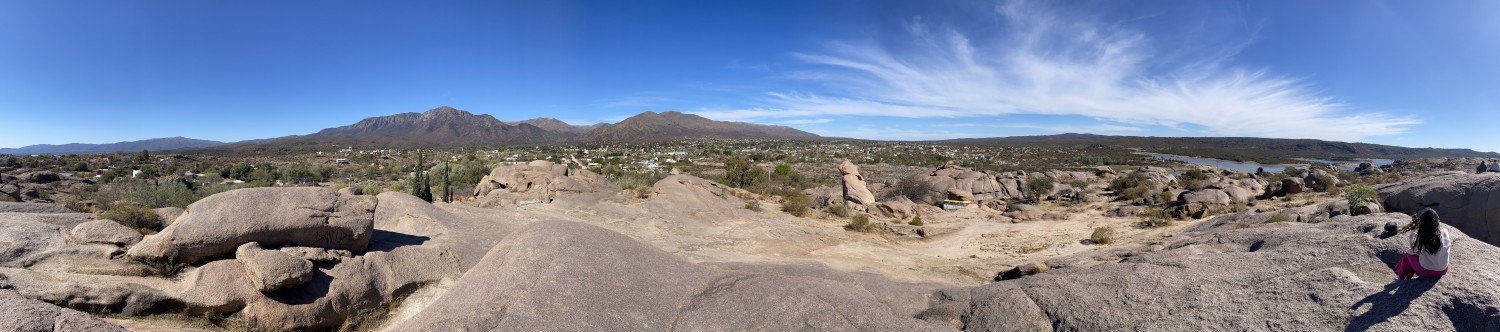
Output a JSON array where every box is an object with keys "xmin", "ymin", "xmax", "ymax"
[{"xmin": 1394, "ymin": 254, "xmax": 1448, "ymax": 280}]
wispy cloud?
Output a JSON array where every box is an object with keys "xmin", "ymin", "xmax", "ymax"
[
  {"xmin": 597, "ymin": 92, "xmax": 679, "ymax": 108},
  {"xmin": 776, "ymin": 118, "xmax": 832, "ymax": 125},
  {"xmin": 1005, "ymin": 123, "xmax": 1143, "ymax": 134},
  {"xmin": 694, "ymin": 0, "xmax": 1418, "ymax": 141}
]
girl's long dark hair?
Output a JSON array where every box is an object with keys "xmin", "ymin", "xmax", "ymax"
[{"xmin": 1400, "ymin": 208, "xmax": 1443, "ymax": 255}]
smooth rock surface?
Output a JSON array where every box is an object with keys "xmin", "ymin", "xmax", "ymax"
[
  {"xmin": 69, "ymin": 220, "xmax": 141, "ymax": 246},
  {"xmin": 127, "ymin": 187, "xmax": 376, "ymax": 263}
]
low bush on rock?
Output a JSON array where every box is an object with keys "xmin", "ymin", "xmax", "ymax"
[
  {"xmin": 1139, "ymin": 208, "xmax": 1171, "ymax": 228},
  {"xmin": 909, "ymin": 215, "xmax": 923, "ymax": 226},
  {"xmin": 827, "ymin": 203, "xmax": 852, "ymax": 218},
  {"xmin": 882, "ymin": 174, "xmax": 936, "ymax": 202},
  {"xmin": 99, "ymin": 203, "xmax": 160, "ymax": 231},
  {"xmin": 744, "ymin": 200, "xmax": 763, "ymax": 212},
  {"xmin": 1090, "ymin": 226, "xmax": 1116, "ymax": 244},
  {"xmin": 1345, "ymin": 184, "xmax": 1378, "ymax": 216},
  {"xmin": 844, "ymin": 214, "xmax": 877, "ymax": 233},
  {"xmin": 781, "ymin": 192, "xmax": 811, "ymax": 217},
  {"xmin": 1266, "ymin": 214, "xmax": 1290, "ymax": 223}
]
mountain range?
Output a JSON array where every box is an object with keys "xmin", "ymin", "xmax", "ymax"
[
  {"xmin": 0, "ymin": 106, "xmax": 819, "ymax": 154},
  {"xmin": 6, "ymin": 107, "xmax": 1499, "ymax": 164},
  {"xmin": 0, "ymin": 137, "xmax": 226, "ymax": 155}
]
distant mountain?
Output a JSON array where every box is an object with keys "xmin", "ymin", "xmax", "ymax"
[
  {"xmin": 0, "ymin": 137, "xmax": 225, "ymax": 155},
  {"xmin": 267, "ymin": 106, "xmax": 575, "ymax": 148},
  {"xmin": 582, "ymin": 111, "xmax": 820, "ymax": 144},
  {"xmin": 944, "ymin": 133, "xmax": 1500, "ymax": 164},
  {"xmin": 506, "ymin": 118, "xmax": 604, "ymax": 135}
]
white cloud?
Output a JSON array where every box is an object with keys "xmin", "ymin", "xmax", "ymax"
[
  {"xmin": 694, "ymin": 0, "xmax": 1419, "ymax": 142},
  {"xmin": 1005, "ymin": 123, "xmax": 1143, "ymax": 135},
  {"xmin": 776, "ymin": 118, "xmax": 833, "ymax": 125}
]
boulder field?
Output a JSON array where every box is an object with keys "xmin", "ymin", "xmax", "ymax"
[{"xmin": 1, "ymin": 172, "xmax": 1499, "ymax": 330}]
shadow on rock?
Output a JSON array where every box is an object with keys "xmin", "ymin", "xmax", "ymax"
[
  {"xmin": 368, "ymin": 230, "xmax": 431, "ymax": 252},
  {"xmin": 1346, "ymin": 278, "xmax": 1439, "ymax": 332}
]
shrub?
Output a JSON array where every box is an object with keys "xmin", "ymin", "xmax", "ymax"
[
  {"xmin": 1266, "ymin": 214, "xmax": 1290, "ymax": 223},
  {"xmin": 143, "ymin": 256, "xmax": 184, "ymax": 278},
  {"xmin": 781, "ymin": 192, "xmax": 811, "ymax": 217},
  {"xmin": 1090, "ymin": 226, "xmax": 1116, "ymax": 244},
  {"xmin": 845, "ymin": 214, "xmax": 877, "ymax": 233},
  {"xmin": 1157, "ymin": 191, "xmax": 1177, "ymax": 206},
  {"xmin": 909, "ymin": 215, "xmax": 923, "ymax": 226},
  {"xmin": 828, "ymin": 203, "xmax": 852, "ymax": 218},
  {"xmin": 883, "ymin": 174, "xmax": 936, "ymax": 202},
  {"xmin": 1309, "ymin": 172, "xmax": 1338, "ymax": 193},
  {"xmin": 1023, "ymin": 176, "xmax": 1055, "ymax": 202},
  {"xmin": 1139, "ymin": 208, "xmax": 1171, "ymax": 228},
  {"xmin": 1345, "ymin": 184, "xmax": 1378, "ymax": 216},
  {"xmin": 745, "ymin": 200, "xmax": 763, "ymax": 212},
  {"xmin": 100, "ymin": 203, "xmax": 160, "ymax": 231}
]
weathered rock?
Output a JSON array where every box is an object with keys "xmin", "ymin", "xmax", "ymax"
[
  {"xmin": 235, "ymin": 242, "xmax": 314, "ymax": 293},
  {"xmin": 389, "ymin": 221, "xmax": 947, "ymax": 331},
  {"xmin": 150, "ymin": 207, "xmax": 183, "ymax": 227},
  {"xmin": 644, "ymin": 174, "xmax": 745, "ymax": 221},
  {"xmin": 278, "ymin": 247, "xmax": 352, "ymax": 262},
  {"xmin": 1107, "ymin": 205, "xmax": 1147, "ymax": 217},
  {"xmin": 934, "ymin": 213, "xmax": 1500, "ymax": 330},
  {"xmin": 470, "ymin": 160, "xmax": 613, "ymax": 207},
  {"xmin": 0, "ymin": 290, "xmax": 128, "ymax": 332},
  {"xmin": 993, "ymin": 261, "xmax": 1050, "ymax": 281},
  {"xmin": 18, "ymin": 172, "xmax": 61, "ymax": 184},
  {"xmin": 0, "ymin": 202, "xmax": 72, "ymax": 214},
  {"xmin": 69, "ymin": 220, "xmax": 141, "ymax": 246},
  {"xmin": 127, "ymin": 187, "xmax": 376, "ymax": 264},
  {"xmin": 877, "ymin": 196, "xmax": 916, "ymax": 219},
  {"xmin": 1380, "ymin": 173, "xmax": 1500, "ymax": 246},
  {"xmin": 839, "ymin": 160, "xmax": 877, "ymax": 206},
  {"xmin": 1281, "ymin": 177, "xmax": 1306, "ymax": 195}
]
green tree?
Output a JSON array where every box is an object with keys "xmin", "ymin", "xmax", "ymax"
[
  {"xmin": 410, "ymin": 151, "xmax": 433, "ymax": 202},
  {"xmin": 723, "ymin": 157, "xmax": 763, "ymax": 189}
]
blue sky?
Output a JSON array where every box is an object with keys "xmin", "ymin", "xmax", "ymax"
[{"xmin": 1, "ymin": 1, "xmax": 1497, "ymax": 152}]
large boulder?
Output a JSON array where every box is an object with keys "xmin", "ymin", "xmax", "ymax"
[
  {"xmin": 18, "ymin": 172, "xmax": 61, "ymax": 184},
  {"xmin": 0, "ymin": 290, "xmax": 128, "ymax": 331},
  {"xmin": 127, "ymin": 187, "xmax": 376, "ymax": 264},
  {"xmin": 644, "ymin": 174, "xmax": 746, "ymax": 221},
  {"xmin": 927, "ymin": 213, "xmax": 1500, "ymax": 330},
  {"xmin": 0, "ymin": 202, "xmax": 72, "ymax": 214},
  {"xmin": 839, "ymin": 160, "xmax": 876, "ymax": 206},
  {"xmin": 470, "ymin": 160, "xmax": 613, "ymax": 207},
  {"xmin": 1380, "ymin": 173, "xmax": 1500, "ymax": 246},
  {"xmin": 388, "ymin": 221, "xmax": 947, "ymax": 331},
  {"xmin": 235, "ymin": 242, "xmax": 314, "ymax": 293},
  {"xmin": 69, "ymin": 220, "xmax": 141, "ymax": 246}
]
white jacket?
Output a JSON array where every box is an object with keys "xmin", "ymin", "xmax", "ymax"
[{"xmin": 1409, "ymin": 228, "xmax": 1452, "ymax": 271}]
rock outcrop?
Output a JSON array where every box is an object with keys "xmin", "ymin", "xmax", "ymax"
[
  {"xmin": 1380, "ymin": 173, "xmax": 1500, "ymax": 246},
  {"xmin": 69, "ymin": 220, "xmax": 141, "ymax": 246},
  {"xmin": 470, "ymin": 160, "xmax": 613, "ymax": 207},
  {"xmin": 0, "ymin": 202, "xmax": 73, "ymax": 214},
  {"xmin": 644, "ymin": 174, "xmax": 746, "ymax": 221},
  {"xmin": 235, "ymin": 242, "xmax": 314, "ymax": 293},
  {"xmin": 0, "ymin": 290, "xmax": 128, "ymax": 331},
  {"xmin": 840, "ymin": 160, "xmax": 876, "ymax": 206},
  {"xmin": 127, "ymin": 187, "xmax": 376, "ymax": 263},
  {"xmin": 389, "ymin": 221, "xmax": 948, "ymax": 331},
  {"xmin": 925, "ymin": 212, "xmax": 1500, "ymax": 330}
]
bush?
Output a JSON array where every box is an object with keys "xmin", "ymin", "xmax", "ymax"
[
  {"xmin": 1266, "ymin": 214, "xmax": 1290, "ymax": 223},
  {"xmin": 1139, "ymin": 208, "xmax": 1171, "ymax": 228},
  {"xmin": 845, "ymin": 214, "xmax": 877, "ymax": 233},
  {"xmin": 745, "ymin": 200, "xmax": 763, "ymax": 212},
  {"xmin": 1023, "ymin": 176, "xmax": 1055, "ymax": 202},
  {"xmin": 100, "ymin": 203, "xmax": 160, "ymax": 231},
  {"xmin": 1345, "ymin": 184, "xmax": 1378, "ymax": 216},
  {"xmin": 781, "ymin": 192, "xmax": 811, "ymax": 217},
  {"xmin": 909, "ymin": 215, "xmax": 923, "ymax": 226},
  {"xmin": 1309, "ymin": 172, "xmax": 1338, "ymax": 193},
  {"xmin": 828, "ymin": 203, "xmax": 852, "ymax": 218},
  {"xmin": 1090, "ymin": 226, "xmax": 1116, "ymax": 244},
  {"xmin": 883, "ymin": 174, "xmax": 936, "ymax": 202}
]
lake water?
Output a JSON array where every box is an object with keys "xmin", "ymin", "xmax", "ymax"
[
  {"xmin": 1148, "ymin": 154, "xmax": 1295, "ymax": 173},
  {"xmin": 1149, "ymin": 154, "xmax": 1394, "ymax": 173}
]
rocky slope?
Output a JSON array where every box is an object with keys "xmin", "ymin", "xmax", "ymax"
[
  {"xmin": 582, "ymin": 111, "xmax": 820, "ymax": 144},
  {"xmin": 0, "ymin": 137, "xmax": 225, "ymax": 155}
]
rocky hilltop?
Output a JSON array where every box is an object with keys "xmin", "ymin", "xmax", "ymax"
[
  {"xmin": 582, "ymin": 110, "xmax": 820, "ymax": 144},
  {"xmin": 1, "ymin": 161, "xmax": 1498, "ymax": 330}
]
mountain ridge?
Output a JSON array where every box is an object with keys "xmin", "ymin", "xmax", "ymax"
[{"xmin": 0, "ymin": 137, "xmax": 226, "ymax": 155}]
